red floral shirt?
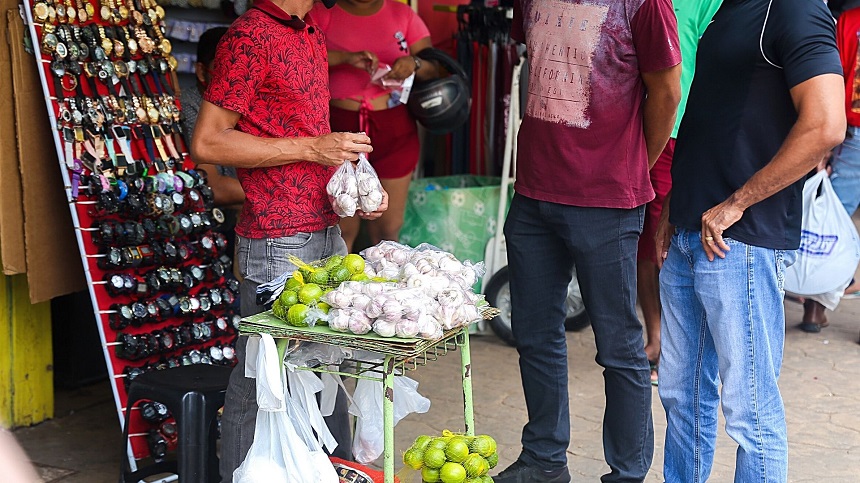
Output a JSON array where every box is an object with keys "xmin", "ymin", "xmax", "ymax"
[{"xmin": 204, "ymin": 0, "xmax": 337, "ymax": 239}]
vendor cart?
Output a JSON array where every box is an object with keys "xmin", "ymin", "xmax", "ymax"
[{"xmin": 239, "ymin": 313, "xmax": 483, "ymax": 483}]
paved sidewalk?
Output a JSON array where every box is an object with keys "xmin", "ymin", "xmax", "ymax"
[{"xmin": 12, "ymin": 297, "xmax": 860, "ymax": 482}]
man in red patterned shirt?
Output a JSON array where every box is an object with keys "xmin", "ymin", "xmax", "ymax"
[{"xmin": 191, "ymin": 0, "xmax": 388, "ymax": 479}]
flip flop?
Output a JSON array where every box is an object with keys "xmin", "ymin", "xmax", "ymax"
[{"xmin": 649, "ymin": 361, "xmax": 659, "ymax": 386}]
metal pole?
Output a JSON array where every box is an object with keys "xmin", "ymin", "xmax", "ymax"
[
  {"xmin": 383, "ymin": 356, "xmax": 396, "ymax": 483},
  {"xmin": 460, "ymin": 330, "xmax": 475, "ymax": 436}
]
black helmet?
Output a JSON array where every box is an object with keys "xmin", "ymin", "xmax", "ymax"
[{"xmin": 408, "ymin": 48, "xmax": 471, "ymax": 135}]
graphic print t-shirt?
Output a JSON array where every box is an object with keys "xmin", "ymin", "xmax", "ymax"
[
  {"xmin": 511, "ymin": 0, "xmax": 680, "ymax": 209},
  {"xmin": 837, "ymin": 7, "xmax": 860, "ymax": 126},
  {"xmin": 204, "ymin": 1, "xmax": 338, "ymax": 239}
]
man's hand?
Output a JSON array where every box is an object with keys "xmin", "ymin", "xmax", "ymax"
[
  {"xmin": 700, "ymin": 197, "xmax": 743, "ymax": 261},
  {"xmin": 655, "ymin": 192, "xmax": 674, "ymax": 269},
  {"xmin": 357, "ymin": 188, "xmax": 389, "ymax": 220},
  {"xmin": 308, "ymin": 132, "xmax": 373, "ymax": 167}
]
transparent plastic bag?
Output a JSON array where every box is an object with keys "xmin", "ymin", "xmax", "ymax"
[
  {"xmin": 327, "ymin": 161, "xmax": 359, "ymax": 217},
  {"xmin": 348, "ymin": 375, "xmax": 431, "ymax": 464},
  {"xmin": 355, "ymin": 153, "xmax": 384, "ymax": 213}
]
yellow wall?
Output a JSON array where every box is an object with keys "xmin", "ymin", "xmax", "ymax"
[{"xmin": 0, "ymin": 273, "xmax": 53, "ymax": 427}]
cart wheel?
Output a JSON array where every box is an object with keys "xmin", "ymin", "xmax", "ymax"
[{"xmin": 485, "ymin": 266, "xmax": 590, "ymax": 347}]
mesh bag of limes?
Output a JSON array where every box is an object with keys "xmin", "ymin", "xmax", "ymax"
[
  {"xmin": 400, "ymin": 430, "xmax": 498, "ymax": 483},
  {"xmin": 271, "ymin": 253, "xmax": 382, "ymax": 327}
]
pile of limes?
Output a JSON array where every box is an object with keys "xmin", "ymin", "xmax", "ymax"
[
  {"xmin": 272, "ymin": 254, "xmax": 369, "ymax": 327},
  {"xmin": 300, "ymin": 254, "xmax": 369, "ymax": 290},
  {"xmin": 402, "ymin": 432, "xmax": 498, "ymax": 483}
]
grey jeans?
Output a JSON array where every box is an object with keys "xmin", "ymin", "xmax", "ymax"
[{"xmin": 220, "ymin": 226, "xmax": 352, "ymax": 482}]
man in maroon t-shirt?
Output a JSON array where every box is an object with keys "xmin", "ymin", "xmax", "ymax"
[
  {"xmin": 191, "ymin": 0, "xmax": 388, "ymax": 480},
  {"xmin": 496, "ymin": 1, "xmax": 680, "ymax": 482}
]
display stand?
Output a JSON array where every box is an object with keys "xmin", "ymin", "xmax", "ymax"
[
  {"xmin": 21, "ymin": 0, "xmax": 240, "ymax": 473},
  {"xmin": 240, "ymin": 312, "xmax": 477, "ymax": 483}
]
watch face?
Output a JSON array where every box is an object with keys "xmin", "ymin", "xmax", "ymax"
[
  {"xmin": 223, "ymin": 346, "xmax": 236, "ymax": 360},
  {"xmin": 190, "ymin": 266, "xmax": 204, "ymax": 281},
  {"xmin": 179, "ymin": 216, "xmax": 192, "ymax": 232},
  {"xmin": 209, "ymin": 345, "xmax": 223, "ymax": 361},
  {"xmin": 160, "ymin": 332, "xmax": 174, "ymax": 350},
  {"xmin": 120, "ymin": 305, "xmax": 133, "ymax": 320},
  {"xmin": 201, "ymin": 236, "xmax": 213, "ymax": 250},
  {"xmin": 146, "ymin": 302, "xmax": 159, "ymax": 317},
  {"xmin": 110, "ymin": 274, "xmax": 124, "ymax": 291},
  {"xmin": 179, "ymin": 298, "xmax": 191, "ymax": 314},
  {"xmin": 172, "ymin": 192, "xmax": 184, "ymax": 206},
  {"xmin": 199, "ymin": 296, "xmax": 211, "ymax": 312},
  {"xmin": 210, "ymin": 289, "xmax": 223, "ymax": 305},
  {"xmin": 123, "ymin": 274, "xmax": 136, "ymax": 290},
  {"xmin": 189, "ymin": 350, "xmax": 202, "ymax": 364},
  {"xmin": 188, "ymin": 189, "xmax": 200, "ymax": 202},
  {"xmin": 189, "ymin": 297, "xmax": 201, "ymax": 312},
  {"xmin": 231, "ymin": 314, "xmax": 241, "ymax": 329},
  {"xmin": 216, "ymin": 317, "xmax": 228, "ymax": 331},
  {"xmin": 164, "ymin": 242, "xmax": 177, "ymax": 258},
  {"xmin": 132, "ymin": 302, "xmax": 147, "ymax": 319},
  {"xmin": 212, "ymin": 208, "xmax": 225, "ymax": 224},
  {"xmin": 190, "ymin": 213, "xmax": 202, "ymax": 228},
  {"xmin": 109, "ymin": 248, "xmax": 122, "ymax": 266},
  {"xmin": 222, "ymin": 289, "xmax": 235, "ymax": 305}
]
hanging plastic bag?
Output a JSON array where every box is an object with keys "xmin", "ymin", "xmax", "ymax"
[
  {"xmin": 286, "ymin": 363, "xmax": 339, "ymax": 454},
  {"xmin": 355, "ymin": 153, "xmax": 385, "ymax": 213},
  {"xmin": 348, "ymin": 375, "xmax": 431, "ymax": 464},
  {"xmin": 327, "ymin": 161, "xmax": 359, "ymax": 217},
  {"xmin": 784, "ymin": 170, "xmax": 860, "ymax": 296},
  {"xmin": 233, "ymin": 334, "xmax": 338, "ymax": 483}
]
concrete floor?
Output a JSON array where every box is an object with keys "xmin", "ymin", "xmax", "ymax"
[{"xmin": 10, "ymin": 294, "xmax": 860, "ymax": 483}]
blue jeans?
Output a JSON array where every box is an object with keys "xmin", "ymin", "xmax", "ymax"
[
  {"xmin": 658, "ymin": 229, "xmax": 795, "ymax": 483},
  {"xmin": 219, "ymin": 226, "xmax": 351, "ymax": 482},
  {"xmin": 830, "ymin": 126, "xmax": 860, "ymax": 216},
  {"xmin": 503, "ymin": 194, "xmax": 653, "ymax": 483}
]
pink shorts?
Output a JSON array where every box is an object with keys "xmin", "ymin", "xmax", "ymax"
[
  {"xmin": 329, "ymin": 104, "xmax": 419, "ymax": 179},
  {"xmin": 638, "ymin": 139, "xmax": 675, "ymax": 263}
]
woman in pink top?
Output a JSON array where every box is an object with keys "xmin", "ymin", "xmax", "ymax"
[{"xmin": 312, "ymin": 0, "xmax": 434, "ymax": 251}]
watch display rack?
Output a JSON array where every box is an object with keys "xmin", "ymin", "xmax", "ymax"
[{"xmin": 22, "ymin": 0, "xmax": 239, "ymax": 467}]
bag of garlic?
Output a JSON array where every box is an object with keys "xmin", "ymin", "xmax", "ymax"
[
  {"xmin": 355, "ymin": 153, "xmax": 385, "ymax": 213},
  {"xmin": 326, "ymin": 161, "xmax": 359, "ymax": 217}
]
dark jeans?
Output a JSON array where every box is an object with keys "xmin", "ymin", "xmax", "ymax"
[{"xmin": 503, "ymin": 194, "xmax": 653, "ymax": 483}]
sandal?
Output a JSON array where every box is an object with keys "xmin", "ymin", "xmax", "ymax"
[{"xmin": 649, "ymin": 361, "xmax": 659, "ymax": 386}]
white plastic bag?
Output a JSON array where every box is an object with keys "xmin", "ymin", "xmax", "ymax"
[
  {"xmin": 784, "ymin": 171, "xmax": 860, "ymax": 296},
  {"xmin": 348, "ymin": 375, "xmax": 430, "ymax": 464},
  {"xmin": 233, "ymin": 334, "xmax": 338, "ymax": 483},
  {"xmin": 326, "ymin": 161, "xmax": 359, "ymax": 217}
]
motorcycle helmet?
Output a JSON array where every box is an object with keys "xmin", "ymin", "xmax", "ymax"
[{"xmin": 408, "ymin": 48, "xmax": 471, "ymax": 135}]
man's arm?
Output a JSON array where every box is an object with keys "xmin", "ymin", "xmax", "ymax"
[
  {"xmin": 195, "ymin": 163, "xmax": 245, "ymax": 206},
  {"xmin": 641, "ymin": 64, "xmax": 682, "ymax": 168},
  {"xmin": 191, "ymin": 101, "xmax": 372, "ymax": 168},
  {"xmin": 701, "ymin": 73, "xmax": 846, "ymax": 260}
]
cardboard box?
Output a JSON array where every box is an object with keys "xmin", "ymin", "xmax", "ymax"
[{"xmin": 4, "ymin": 9, "xmax": 86, "ymax": 302}]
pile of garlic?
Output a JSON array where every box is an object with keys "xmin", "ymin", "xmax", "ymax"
[{"xmin": 322, "ymin": 242, "xmax": 487, "ymax": 339}]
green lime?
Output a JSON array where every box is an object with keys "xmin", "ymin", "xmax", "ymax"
[
  {"xmin": 445, "ymin": 440, "xmax": 470, "ymax": 463},
  {"xmin": 287, "ymin": 304, "xmax": 310, "ymax": 327},
  {"xmin": 350, "ymin": 273, "xmax": 370, "ymax": 282},
  {"xmin": 422, "ymin": 467, "xmax": 441, "ymax": 483},
  {"xmin": 342, "ymin": 254, "xmax": 366, "ymax": 274},
  {"xmin": 423, "ymin": 447, "xmax": 446, "ymax": 469},
  {"xmin": 279, "ymin": 290, "xmax": 298, "ymax": 307},
  {"xmin": 298, "ymin": 283, "xmax": 323, "ymax": 305},
  {"xmin": 439, "ymin": 462, "xmax": 467, "ymax": 483},
  {"xmin": 286, "ymin": 277, "xmax": 303, "ymax": 291},
  {"xmin": 309, "ymin": 269, "xmax": 330, "ymax": 285},
  {"xmin": 324, "ymin": 255, "xmax": 343, "ymax": 270},
  {"xmin": 331, "ymin": 266, "xmax": 351, "ymax": 283},
  {"xmin": 403, "ymin": 448, "xmax": 424, "ymax": 470},
  {"xmin": 317, "ymin": 302, "xmax": 331, "ymax": 314}
]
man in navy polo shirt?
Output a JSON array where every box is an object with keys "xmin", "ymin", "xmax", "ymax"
[
  {"xmin": 655, "ymin": 1, "xmax": 845, "ymax": 481},
  {"xmin": 191, "ymin": 0, "xmax": 388, "ymax": 480}
]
